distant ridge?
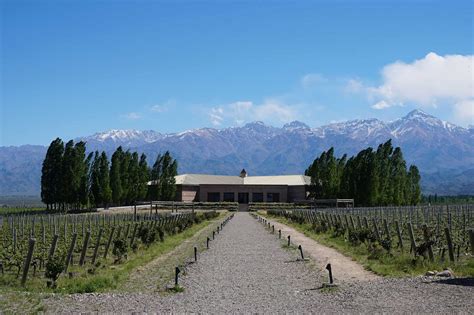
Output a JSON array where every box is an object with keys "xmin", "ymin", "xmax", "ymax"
[{"xmin": 1, "ymin": 110, "xmax": 473, "ymax": 195}]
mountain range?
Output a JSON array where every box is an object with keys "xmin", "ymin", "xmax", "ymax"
[{"xmin": 1, "ymin": 110, "xmax": 473, "ymax": 196}]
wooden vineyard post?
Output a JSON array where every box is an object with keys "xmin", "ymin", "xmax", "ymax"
[
  {"xmin": 445, "ymin": 227, "xmax": 455, "ymax": 262},
  {"xmin": 469, "ymin": 229, "xmax": 474, "ymax": 256},
  {"xmin": 407, "ymin": 223, "xmax": 417, "ymax": 255},
  {"xmin": 79, "ymin": 230, "xmax": 91, "ymax": 266},
  {"xmin": 21, "ymin": 238, "xmax": 36, "ymax": 286},
  {"xmin": 104, "ymin": 227, "xmax": 115, "ymax": 259},
  {"xmin": 383, "ymin": 219, "xmax": 391, "ymax": 241},
  {"xmin": 91, "ymin": 228, "xmax": 103, "ymax": 265},
  {"xmin": 65, "ymin": 233, "xmax": 77, "ymax": 272},
  {"xmin": 395, "ymin": 221, "xmax": 404, "ymax": 251},
  {"xmin": 372, "ymin": 218, "xmax": 381, "ymax": 242},
  {"xmin": 422, "ymin": 224, "xmax": 434, "ymax": 261},
  {"xmin": 48, "ymin": 234, "xmax": 59, "ymax": 261},
  {"xmin": 130, "ymin": 224, "xmax": 138, "ymax": 247}
]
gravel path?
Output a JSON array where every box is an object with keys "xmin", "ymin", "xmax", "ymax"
[
  {"xmin": 269, "ymin": 218, "xmax": 379, "ymax": 282},
  {"xmin": 43, "ymin": 212, "xmax": 474, "ymax": 314}
]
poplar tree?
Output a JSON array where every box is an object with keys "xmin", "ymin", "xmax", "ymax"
[
  {"xmin": 99, "ymin": 152, "xmax": 112, "ymax": 208},
  {"xmin": 149, "ymin": 153, "xmax": 162, "ymax": 200},
  {"xmin": 110, "ymin": 147, "xmax": 123, "ymax": 205},
  {"xmin": 41, "ymin": 138, "xmax": 64, "ymax": 210},
  {"xmin": 127, "ymin": 152, "xmax": 140, "ymax": 204},
  {"xmin": 138, "ymin": 153, "xmax": 149, "ymax": 200},
  {"xmin": 407, "ymin": 165, "xmax": 421, "ymax": 205}
]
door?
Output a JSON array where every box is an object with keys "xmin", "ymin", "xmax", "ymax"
[{"xmin": 238, "ymin": 192, "xmax": 249, "ymax": 204}]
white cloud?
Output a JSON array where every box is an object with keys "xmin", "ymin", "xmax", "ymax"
[
  {"xmin": 367, "ymin": 52, "xmax": 474, "ymax": 109},
  {"xmin": 301, "ymin": 73, "xmax": 327, "ymax": 89},
  {"xmin": 209, "ymin": 107, "xmax": 224, "ymax": 126},
  {"xmin": 150, "ymin": 104, "xmax": 167, "ymax": 113},
  {"xmin": 122, "ymin": 112, "xmax": 142, "ymax": 120},
  {"xmin": 344, "ymin": 79, "xmax": 364, "ymax": 93},
  {"xmin": 371, "ymin": 100, "xmax": 391, "ymax": 110},
  {"xmin": 454, "ymin": 99, "xmax": 474, "ymax": 124},
  {"xmin": 149, "ymin": 99, "xmax": 175, "ymax": 113},
  {"xmin": 208, "ymin": 99, "xmax": 298, "ymax": 126}
]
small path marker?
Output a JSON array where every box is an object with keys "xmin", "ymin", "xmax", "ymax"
[
  {"xmin": 298, "ymin": 245, "xmax": 304, "ymax": 260},
  {"xmin": 175, "ymin": 266, "xmax": 181, "ymax": 286},
  {"xmin": 194, "ymin": 246, "xmax": 197, "ymax": 262},
  {"xmin": 279, "ymin": 229, "xmax": 281, "ymax": 239},
  {"xmin": 326, "ymin": 263, "xmax": 334, "ymax": 284},
  {"xmin": 207, "ymin": 237, "xmax": 210, "ymax": 249},
  {"xmin": 287, "ymin": 235, "xmax": 291, "ymax": 246}
]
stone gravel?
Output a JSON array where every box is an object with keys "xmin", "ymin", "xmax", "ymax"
[{"xmin": 44, "ymin": 212, "xmax": 474, "ymax": 314}]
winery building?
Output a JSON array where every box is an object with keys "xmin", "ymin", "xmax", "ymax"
[{"xmin": 175, "ymin": 169, "xmax": 310, "ymax": 204}]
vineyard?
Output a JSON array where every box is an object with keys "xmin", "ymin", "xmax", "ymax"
[
  {"xmin": 0, "ymin": 209, "xmax": 221, "ymax": 290},
  {"xmin": 265, "ymin": 204, "xmax": 474, "ymax": 276}
]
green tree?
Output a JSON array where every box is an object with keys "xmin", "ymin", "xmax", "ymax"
[
  {"xmin": 407, "ymin": 165, "xmax": 421, "ymax": 205},
  {"xmin": 99, "ymin": 152, "xmax": 112, "ymax": 208},
  {"xmin": 138, "ymin": 153, "xmax": 149, "ymax": 200},
  {"xmin": 149, "ymin": 153, "xmax": 162, "ymax": 200},
  {"xmin": 41, "ymin": 138, "xmax": 64, "ymax": 210},
  {"xmin": 110, "ymin": 147, "xmax": 123, "ymax": 205}
]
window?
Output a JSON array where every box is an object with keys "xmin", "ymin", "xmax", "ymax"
[
  {"xmin": 207, "ymin": 192, "xmax": 220, "ymax": 202},
  {"xmin": 267, "ymin": 193, "xmax": 280, "ymax": 203},
  {"xmin": 223, "ymin": 192, "xmax": 234, "ymax": 202},
  {"xmin": 252, "ymin": 193, "xmax": 263, "ymax": 203}
]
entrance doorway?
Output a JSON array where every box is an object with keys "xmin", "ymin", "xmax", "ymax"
[
  {"xmin": 238, "ymin": 192, "xmax": 249, "ymax": 204},
  {"xmin": 238, "ymin": 192, "xmax": 249, "ymax": 211}
]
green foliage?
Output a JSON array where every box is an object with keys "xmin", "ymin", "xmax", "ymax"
[
  {"xmin": 41, "ymin": 138, "xmax": 158, "ymax": 209},
  {"xmin": 149, "ymin": 151, "xmax": 178, "ymax": 201},
  {"xmin": 45, "ymin": 256, "xmax": 65, "ymax": 286},
  {"xmin": 112, "ymin": 238, "xmax": 128, "ymax": 263},
  {"xmin": 306, "ymin": 140, "xmax": 422, "ymax": 206},
  {"xmin": 137, "ymin": 226, "xmax": 157, "ymax": 247}
]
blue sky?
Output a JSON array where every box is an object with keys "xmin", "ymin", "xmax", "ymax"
[{"xmin": 1, "ymin": 0, "xmax": 473, "ymax": 146}]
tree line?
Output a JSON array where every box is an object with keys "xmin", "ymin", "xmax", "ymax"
[
  {"xmin": 305, "ymin": 140, "xmax": 421, "ymax": 206},
  {"xmin": 41, "ymin": 138, "xmax": 178, "ymax": 211}
]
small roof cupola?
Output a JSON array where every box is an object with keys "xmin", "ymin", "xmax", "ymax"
[{"xmin": 239, "ymin": 168, "xmax": 247, "ymax": 178}]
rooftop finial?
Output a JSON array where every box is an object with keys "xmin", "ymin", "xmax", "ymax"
[{"xmin": 240, "ymin": 168, "xmax": 247, "ymax": 178}]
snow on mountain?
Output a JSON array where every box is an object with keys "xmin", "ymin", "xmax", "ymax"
[{"xmin": 1, "ymin": 110, "xmax": 473, "ymax": 196}]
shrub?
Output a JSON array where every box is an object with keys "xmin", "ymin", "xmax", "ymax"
[
  {"xmin": 45, "ymin": 255, "xmax": 65, "ymax": 288},
  {"xmin": 112, "ymin": 238, "xmax": 128, "ymax": 263}
]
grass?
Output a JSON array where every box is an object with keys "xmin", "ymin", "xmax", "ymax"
[
  {"xmin": 0, "ymin": 212, "xmax": 226, "ymax": 313},
  {"xmin": 259, "ymin": 211, "xmax": 474, "ymax": 277},
  {"xmin": 0, "ymin": 212, "xmax": 226, "ymax": 295}
]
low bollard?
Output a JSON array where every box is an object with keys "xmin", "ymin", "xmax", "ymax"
[
  {"xmin": 287, "ymin": 235, "xmax": 291, "ymax": 246},
  {"xmin": 194, "ymin": 246, "xmax": 197, "ymax": 262},
  {"xmin": 326, "ymin": 263, "xmax": 334, "ymax": 284},
  {"xmin": 175, "ymin": 266, "xmax": 181, "ymax": 286},
  {"xmin": 272, "ymin": 225, "xmax": 275, "ymax": 234},
  {"xmin": 298, "ymin": 245, "xmax": 304, "ymax": 260},
  {"xmin": 279, "ymin": 229, "xmax": 281, "ymax": 239},
  {"xmin": 207, "ymin": 237, "xmax": 210, "ymax": 249},
  {"xmin": 213, "ymin": 231, "xmax": 215, "ymax": 240}
]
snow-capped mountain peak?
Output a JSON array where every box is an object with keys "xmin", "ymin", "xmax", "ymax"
[{"xmin": 283, "ymin": 121, "xmax": 310, "ymax": 131}]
